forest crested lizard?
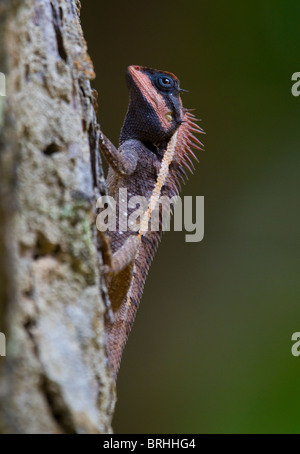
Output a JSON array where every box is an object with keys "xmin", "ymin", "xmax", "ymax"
[{"xmin": 98, "ymin": 65, "xmax": 204, "ymax": 380}]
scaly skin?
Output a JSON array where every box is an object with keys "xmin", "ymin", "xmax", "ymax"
[{"xmin": 98, "ymin": 65, "xmax": 204, "ymax": 380}]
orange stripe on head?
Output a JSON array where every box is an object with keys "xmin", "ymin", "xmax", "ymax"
[{"xmin": 128, "ymin": 66, "xmax": 172, "ymax": 131}]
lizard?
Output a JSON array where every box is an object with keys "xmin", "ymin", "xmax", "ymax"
[{"xmin": 98, "ymin": 65, "xmax": 204, "ymax": 380}]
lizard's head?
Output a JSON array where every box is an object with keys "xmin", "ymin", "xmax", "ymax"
[{"xmin": 121, "ymin": 65, "xmax": 185, "ymax": 145}]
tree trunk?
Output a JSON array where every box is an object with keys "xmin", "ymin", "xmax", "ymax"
[{"xmin": 0, "ymin": 0, "xmax": 115, "ymax": 434}]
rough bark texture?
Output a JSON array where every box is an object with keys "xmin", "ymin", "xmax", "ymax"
[{"xmin": 0, "ymin": 0, "xmax": 115, "ymax": 434}]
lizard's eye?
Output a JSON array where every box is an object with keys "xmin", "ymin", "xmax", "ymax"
[{"xmin": 155, "ymin": 75, "xmax": 175, "ymax": 92}]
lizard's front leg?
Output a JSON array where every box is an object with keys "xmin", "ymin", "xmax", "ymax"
[
  {"xmin": 98, "ymin": 132, "xmax": 141, "ymax": 276},
  {"xmin": 99, "ymin": 131, "xmax": 138, "ymax": 176}
]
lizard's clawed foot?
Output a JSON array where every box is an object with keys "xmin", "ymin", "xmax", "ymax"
[{"xmin": 101, "ymin": 263, "xmax": 113, "ymax": 277}]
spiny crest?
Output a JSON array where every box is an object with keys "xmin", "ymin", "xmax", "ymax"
[{"xmin": 167, "ymin": 109, "xmax": 204, "ymax": 195}]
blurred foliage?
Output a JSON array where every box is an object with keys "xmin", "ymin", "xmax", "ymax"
[{"xmin": 82, "ymin": 0, "xmax": 300, "ymax": 433}]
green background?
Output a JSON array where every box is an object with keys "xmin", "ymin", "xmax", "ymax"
[{"xmin": 82, "ymin": 0, "xmax": 300, "ymax": 434}]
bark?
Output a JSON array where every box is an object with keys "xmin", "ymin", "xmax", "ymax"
[{"xmin": 0, "ymin": 0, "xmax": 115, "ymax": 434}]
